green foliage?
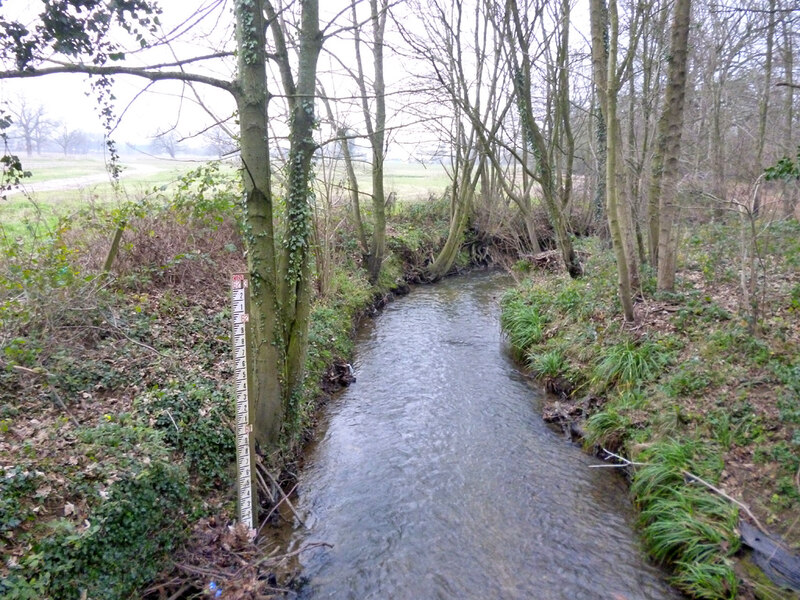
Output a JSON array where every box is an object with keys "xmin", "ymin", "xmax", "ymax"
[
  {"xmin": 631, "ymin": 439, "xmax": 739, "ymax": 599},
  {"xmin": 764, "ymin": 146, "xmax": 800, "ymax": 181},
  {"xmin": 134, "ymin": 380, "xmax": 235, "ymax": 487},
  {"xmin": 163, "ymin": 161, "xmax": 240, "ymax": 222},
  {"xmin": 0, "ymin": 466, "xmax": 39, "ymax": 536},
  {"xmin": 663, "ymin": 358, "xmax": 714, "ymax": 398},
  {"xmin": 0, "ymin": 0, "xmax": 161, "ymax": 71},
  {"xmin": 1, "ymin": 462, "xmax": 188, "ymax": 600},
  {"xmin": 673, "ymin": 296, "xmax": 732, "ymax": 329},
  {"xmin": 48, "ymin": 350, "xmax": 128, "ymax": 396},
  {"xmin": 511, "ymin": 258, "xmax": 532, "ymax": 274},
  {"xmin": 706, "ymin": 328, "xmax": 771, "ymax": 366},
  {"xmin": 790, "ymin": 283, "xmax": 800, "ymax": 313},
  {"xmin": 591, "ymin": 338, "xmax": 673, "ymax": 390}
]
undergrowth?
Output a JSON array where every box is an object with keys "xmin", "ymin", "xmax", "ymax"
[
  {"xmin": 0, "ymin": 170, "xmax": 452, "ymax": 597},
  {"xmin": 501, "ymin": 226, "xmax": 800, "ymax": 600}
]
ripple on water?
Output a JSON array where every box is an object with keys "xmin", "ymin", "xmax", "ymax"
[{"xmin": 290, "ymin": 272, "xmax": 682, "ymax": 600}]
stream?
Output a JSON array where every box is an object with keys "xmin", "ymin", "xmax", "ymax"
[{"xmin": 287, "ymin": 271, "xmax": 681, "ymax": 599}]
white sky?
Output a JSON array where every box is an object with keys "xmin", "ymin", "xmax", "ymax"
[
  {"xmin": 0, "ymin": 0, "xmax": 239, "ymax": 149},
  {"xmin": 0, "ymin": 0, "xmax": 593, "ymax": 155}
]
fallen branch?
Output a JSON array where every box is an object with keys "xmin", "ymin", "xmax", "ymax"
[
  {"xmin": 588, "ymin": 447, "xmax": 649, "ymax": 468},
  {"xmin": 682, "ymin": 470, "xmax": 768, "ymax": 536},
  {"xmin": 258, "ymin": 465, "xmax": 306, "ymax": 528}
]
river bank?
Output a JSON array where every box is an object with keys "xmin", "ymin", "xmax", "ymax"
[
  {"xmin": 1, "ymin": 180, "xmax": 482, "ymax": 597},
  {"xmin": 280, "ymin": 271, "xmax": 682, "ymax": 599},
  {"xmin": 500, "ymin": 224, "xmax": 800, "ymax": 600}
]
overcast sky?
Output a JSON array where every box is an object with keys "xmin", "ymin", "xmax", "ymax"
[
  {"xmin": 0, "ymin": 0, "xmax": 593, "ymax": 157},
  {"xmin": 1, "ymin": 0, "xmax": 238, "ymax": 150}
]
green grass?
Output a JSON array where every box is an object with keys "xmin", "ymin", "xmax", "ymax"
[
  {"xmin": 1, "ymin": 166, "xmax": 202, "ymax": 238},
  {"xmin": 591, "ymin": 338, "xmax": 673, "ymax": 390},
  {"xmin": 500, "ymin": 221, "xmax": 800, "ymax": 598},
  {"xmin": 632, "ymin": 439, "xmax": 740, "ymax": 599},
  {"xmin": 2, "ymin": 157, "xmax": 450, "ymax": 240}
]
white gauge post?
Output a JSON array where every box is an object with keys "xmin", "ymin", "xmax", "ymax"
[{"xmin": 231, "ymin": 273, "xmax": 257, "ymax": 530}]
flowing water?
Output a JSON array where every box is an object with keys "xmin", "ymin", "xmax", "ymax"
[{"xmin": 287, "ymin": 272, "xmax": 681, "ymax": 599}]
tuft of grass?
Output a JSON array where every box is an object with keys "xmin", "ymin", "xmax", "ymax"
[
  {"xmin": 500, "ymin": 293, "xmax": 547, "ymax": 353},
  {"xmin": 527, "ymin": 348, "xmax": 567, "ymax": 379},
  {"xmin": 631, "ymin": 439, "xmax": 740, "ymax": 599},
  {"xmin": 591, "ymin": 338, "xmax": 673, "ymax": 390},
  {"xmin": 673, "ymin": 558, "xmax": 738, "ymax": 600}
]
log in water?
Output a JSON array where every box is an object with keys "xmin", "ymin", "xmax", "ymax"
[{"xmin": 287, "ymin": 271, "xmax": 682, "ymax": 600}]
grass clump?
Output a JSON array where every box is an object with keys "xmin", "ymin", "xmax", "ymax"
[
  {"xmin": 632, "ymin": 439, "xmax": 740, "ymax": 599},
  {"xmin": 528, "ymin": 348, "xmax": 567, "ymax": 379},
  {"xmin": 591, "ymin": 338, "xmax": 673, "ymax": 391},
  {"xmin": 500, "ymin": 290, "xmax": 549, "ymax": 355}
]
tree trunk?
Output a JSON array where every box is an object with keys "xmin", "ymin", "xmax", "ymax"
[
  {"xmin": 278, "ymin": 0, "xmax": 322, "ymax": 427},
  {"xmin": 236, "ymin": 0, "xmax": 322, "ymax": 446},
  {"xmin": 235, "ymin": 0, "xmax": 283, "ymax": 448},
  {"xmin": 781, "ymin": 13, "xmax": 796, "ymax": 217},
  {"xmin": 753, "ymin": 0, "xmax": 775, "ymax": 217},
  {"xmin": 592, "ymin": 0, "xmax": 635, "ymax": 321},
  {"xmin": 352, "ymin": 0, "xmax": 388, "ymax": 283},
  {"xmin": 654, "ymin": 0, "xmax": 692, "ymax": 292}
]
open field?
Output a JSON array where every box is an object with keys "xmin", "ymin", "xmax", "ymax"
[
  {"xmin": 0, "ymin": 156, "xmax": 450, "ymax": 238},
  {"xmin": 1, "ymin": 156, "xmax": 209, "ymax": 238}
]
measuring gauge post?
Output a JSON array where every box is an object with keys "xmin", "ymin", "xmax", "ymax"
[{"xmin": 230, "ymin": 273, "xmax": 257, "ymax": 532}]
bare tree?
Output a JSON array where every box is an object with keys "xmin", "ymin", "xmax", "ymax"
[
  {"xmin": 151, "ymin": 128, "xmax": 179, "ymax": 158},
  {"xmin": 53, "ymin": 124, "xmax": 87, "ymax": 156},
  {"xmin": 7, "ymin": 98, "xmax": 52, "ymax": 156}
]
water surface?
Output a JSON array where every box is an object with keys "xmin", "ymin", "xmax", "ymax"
[{"xmin": 289, "ymin": 272, "xmax": 680, "ymax": 600}]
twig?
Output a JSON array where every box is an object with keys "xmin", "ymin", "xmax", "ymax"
[
  {"xmin": 254, "ymin": 467, "xmax": 276, "ymax": 504},
  {"xmin": 166, "ymin": 584, "xmax": 191, "ymax": 600},
  {"xmin": 247, "ymin": 542, "xmax": 333, "ymax": 571},
  {"xmin": 175, "ymin": 562, "xmax": 230, "ymax": 579},
  {"xmin": 60, "ymin": 324, "xmax": 167, "ymax": 358},
  {"xmin": 258, "ymin": 466, "xmax": 306, "ymax": 528},
  {"xmin": 102, "ymin": 322, "xmax": 168, "ymax": 358},
  {"xmin": 588, "ymin": 447, "xmax": 649, "ymax": 468},
  {"xmin": 257, "ymin": 482, "xmax": 300, "ymax": 536},
  {"xmin": 682, "ymin": 470, "xmax": 769, "ymax": 536},
  {"xmin": 166, "ymin": 409, "xmax": 180, "ymax": 435}
]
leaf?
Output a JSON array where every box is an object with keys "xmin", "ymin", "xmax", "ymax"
[{"xmin": 64, "ymin": 502, "xmax": 75, "ymax": 516}]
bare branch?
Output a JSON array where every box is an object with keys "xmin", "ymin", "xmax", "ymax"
[{"xmin": 0, "ymin": 63, "xmax": 235, "ymax": 94}]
